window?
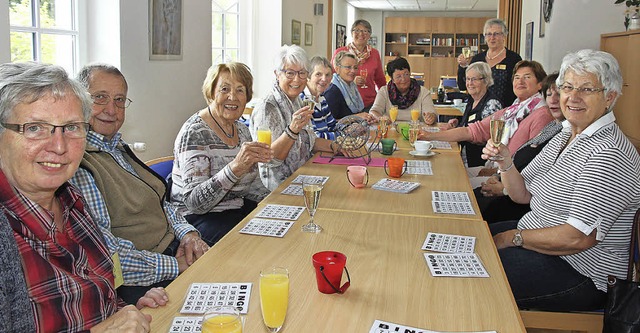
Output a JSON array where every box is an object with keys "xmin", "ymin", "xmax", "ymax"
[
  {"xmin": 9, "ymin": 0, "xmax": 78, "ymax": 74},
  {"xmin": 212, "ymin": 0, "xmax": 239, "ymax": 64}
]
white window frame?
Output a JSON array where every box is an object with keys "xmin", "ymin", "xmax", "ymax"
[
  {"xmin": 9, "ymin": 0, "xmax": 79, "ymax": 73},
  {"xmin": 212, "ymin": 0, "xmax": 239, "ymax": 64}
]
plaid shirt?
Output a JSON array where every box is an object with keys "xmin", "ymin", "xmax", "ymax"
[
  {"xmin": 69, "ymin": 131, "xmax": 197, "ymax": 286},
  {"xmin": 0, "ymin": 170, "xmax": 118, "ymax": 332}
]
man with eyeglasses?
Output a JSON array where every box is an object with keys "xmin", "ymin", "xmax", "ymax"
[
  {"xmin": 457, "ymin": 18, "xmax": 522, "ymax": 107},
  {"xmin": 70, "ymin": 64, "xmax": 209, "ymax": 305}
]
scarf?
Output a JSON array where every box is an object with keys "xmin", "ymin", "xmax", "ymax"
[
  {"xmin": 388, "ymin": 79, "xmax": 421, "ymax": 109},
  {"xmin": 517, "ymin": 120, "xmax": 563, "ymax": 151},
  {"xmin": 331, "ymin": 73, "xmax": 364, "ymax": 114},
  {"xmin": 347, "ymin": 42, "xmax": 371, "ymax": 64},
  {"xmin": 500, "ymin": 92, "xmax": 546, "ymax": 145},
  {"xmin": 272, "ymin": 81, "xmax": 303, "ymax": 116}
]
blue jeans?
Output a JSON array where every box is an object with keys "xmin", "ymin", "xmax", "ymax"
[
  {"xmin": 490, "ymin": 221, "xmax": 606, "ymax": 311},
  {"xmin": 185, "ymin": 199, "xmax": 257, "ymax": 246}
]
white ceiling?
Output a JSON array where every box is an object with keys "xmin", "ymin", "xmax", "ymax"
[{"xmin": 344, "ymin": 0, "xmax": 497, "ymax": 11}]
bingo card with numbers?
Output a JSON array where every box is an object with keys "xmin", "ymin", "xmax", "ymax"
[{"xmin": 180, "ymin": 282, "xmax": 252, "ymax": 314}]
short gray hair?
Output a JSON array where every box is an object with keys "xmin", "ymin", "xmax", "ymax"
[
  {"xmin": 333, "ymin": 51, "xmax": 357, "ymax": 69},
  {"xmin": 467, "ymin": 62, "xmax": 494, "ymax": 87},
  {"xmin": 309, "ymin": 56, "xmax": 332, "ymax": 74},
  {"xmin": 484, "ymin": 18, "xmax": 508, "ymax": 36},
  {"xmin": 0, "ymin": 62, "xmax": 92, "ymax": 133},
  {"xmin": 274, "ymin": 44, "xmax": 309, "ymax": 73},
  {"xmin": 351, "ymin": 19, "xmax": 372, "ymax": 33},
  {"xmin": 77, "ymin": 63, "xmax": 128, "ymax": 91},
  {"xmin": 557, "ymin": 49, "xmax": 623, "ymax": 110}
]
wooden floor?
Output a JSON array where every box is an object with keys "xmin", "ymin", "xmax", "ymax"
[{"xmin": 528, "ymin": 329, "xmax": 572, "ymax": 333}]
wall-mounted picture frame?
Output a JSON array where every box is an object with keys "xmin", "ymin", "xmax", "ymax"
[
  {"xmin": 292, "ymin": 20, "xmax": 301, "ymax": 45},
  {"xmin": 149, "ymin": 0, "xmax": 183, "ymax": 60},
  {"xmin": 539, "ymin": 1, "xmax": 546, "ymax": 37},
  {"xmin": 305, "ymin": 23, "xmax": 313, "ymax": 46},
  {"xmin": 525, "ymin": 22, "xmax": 534, "ymax": 61},
  {"xmin": 336, "ymin": 24, "xmax": 347, "ymax": 49}
]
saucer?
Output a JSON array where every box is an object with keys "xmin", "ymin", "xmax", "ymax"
[{"xmin": 409, "ymin": 150, "xmax": 437, "ymax": 157}]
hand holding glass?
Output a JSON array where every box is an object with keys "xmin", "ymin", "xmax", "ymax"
[
  {"xmin": 301, "ymin": 182, "xmax": 323, "ymax": 233},
  {"xmin": 260, "ymin": 267, "xmax": 289, "ymax": 332},
  {"xmin": 462, "ymin": 47, "xmax": 471, "ymax": 59},
  {"xmin": 360, "ymin": 68, "xmax": 368, "ymax": 88},
  {"xmin": 489, "ymin": 115, "xmax": 506, "ymax": 161}
]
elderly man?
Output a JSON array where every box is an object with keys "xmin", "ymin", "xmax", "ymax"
[{"xmin": 70, "ymin": 64, "xmax": 209, "ymax": 304}]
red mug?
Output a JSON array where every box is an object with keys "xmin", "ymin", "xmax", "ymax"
[
  {"xmin": 312, "ymin": 251, "xmax": 351, "ymax": 294},
  {"xmin": 384, "ymin": 157, "xmax": 407, "ymax": 178}
]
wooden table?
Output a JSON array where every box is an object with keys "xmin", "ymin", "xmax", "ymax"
[
  {"xmin": 434, "ymin": 105, "xmax": 464, "ymax": 117},
  {"xmin": 143, "ymin": 210, "xmax": 525, "ymax": 332}
]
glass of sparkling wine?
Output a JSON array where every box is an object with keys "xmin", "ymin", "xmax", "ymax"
[
  {"xmin": 409, "ymin": 122, "xmax": 420, "ymax": 147},
  {"xmin": 360, "ymin": 68, "xmax": 368, "ymax": 88},
  {"xmin": 260, "ymin": 267, "xmax": 289, "ymax": 333},
  {"xmin": 202, "ymin": 306, "xmax": 243, "ymax": 333},
  {"xmin": 257, "ymin": 126, "xmax": 272, "ymax": 189},
  {"xmin": 489, "ymin": 115, "xmax": 506, "ymax": 161},
  {"xmin": 462, "ymin": 47, "xmax": 471, "ymax": 59},
  {"xmin": 301, "ymin": 181, "xmax": 323, "ymax": 233}
]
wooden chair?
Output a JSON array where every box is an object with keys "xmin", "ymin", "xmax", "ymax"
[{"xmin": 520, "ymin": 208, "xmax": 640, "ymax": 333}]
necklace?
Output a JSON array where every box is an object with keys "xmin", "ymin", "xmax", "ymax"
[
  {"xmin": 208, "ymin": 106, "xmax": 235, "ymax": 138},
  {"xmin": 486, "ymin": 48, "xmax": 505, "ymax": 60}
]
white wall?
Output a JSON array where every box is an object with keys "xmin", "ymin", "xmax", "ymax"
[
  {"xmin": 85, "ymin": 0, "xmax": 121, "ymax": 67},
  {"xmin": 0, "ymin": 1, "xmax": 10, "ymax": 63},
  {"xmin": 248, "ymin": 0, "xmax": 282, "ymax": 107}
]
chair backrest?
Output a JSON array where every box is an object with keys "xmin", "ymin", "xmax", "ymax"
[
  {"xmin": 145, "ymin": 156, "xmax": 174, "ymax": 180},
  {"xmin": 440, "ymin": 76, "xmax": 457, "ymax": 89}
]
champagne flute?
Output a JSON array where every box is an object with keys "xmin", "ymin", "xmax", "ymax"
[
  {"xmin": 489, "ymin": 115, "xmax": 506, "ymax": 161},
  {"xmin": 462, "ymin": 47, "xmax": 471, "ymax": 59},
  {"xmin": 360, "ymin": 68, "xmax": 368, "ymax": 88},
  {"xmin": 260, "ymin": 267, "xmax": 289, "ymax": 333},
  {"xmin": 378, "ymin": 115, "xmax": 390, "ymax": 138},
  {"xmin": 409, "ymin": 122, "xmax": 420, "ymax": 147},
  {"xmin": 257, "ymin": 126, "xmax": 272, "ymax": 190},
  {"xmin": 389, "ymin": 105, "xmax": 399, "ymax": 129},
  {"xmin": 301, "ymin": 181, "xmax": 323, "ymax": 233},
  {"xmin": 302, "ymin": 96, "xmax": 316, "ymax": 131}
]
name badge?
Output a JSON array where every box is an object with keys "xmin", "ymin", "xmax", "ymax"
[
  {"xmin": 468, "ymin": 113, "xmax": 477, "ymax": 122},
  {"xmin": 111, "ymin": 252, "xmax": 124, "ymax": 288},
  {"xmin": 496, "ymin": 64, "xmax": 506, "ymax": 70}
]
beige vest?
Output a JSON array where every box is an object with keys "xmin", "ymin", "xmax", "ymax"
[{"xmin": 80, "ymin": 145, "xmax": 174, "ymax": 253}]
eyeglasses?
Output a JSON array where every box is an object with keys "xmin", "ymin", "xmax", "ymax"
[
  {"xmin": 466, "ymin": 76, "xmax": 485, "ymax": 83},
  {"xmin": 1, "ymin": 122, "xmax": 90, "ymax": 140},
  {"xmin": 392, "ymin": 73, "xmax": 411, "ymax": 81},
  {"xmin": 352, "ymin": 29, "xmax": 371, "ymax": 34},
  {"xmin": 281, "ymin": 69, "xmax": 309, "ymax": 79},
  {"xmin": 91, "ymin": 94, "xmax": 132, "ymax": 108},
  {"xmin": 484, "ymin": 32, "xmax": 505, "ymax": 38},
  {"xmin": 557, "ymin": 84, "xmax": 606, "ymax": 95},
  {"xmin": 338, "ymin": 65, "xmax": 359, "ymax": 71}
]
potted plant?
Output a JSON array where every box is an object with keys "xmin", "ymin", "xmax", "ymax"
[{"xmin": 616, "ymin": 0, "xmax": 640, "ymax": 30}]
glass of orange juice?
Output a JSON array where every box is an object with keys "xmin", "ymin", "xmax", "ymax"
[
  {"xmin": 202, "ymin": 306, "xmax": 243, "ymax": 333},
  {"xmin": 257, "ymin": 126, "xmax": 272, "ymax": 145},
  {"xmin": 260, "ymin": 267, "xmax": 289, "ymax": 332},
  {"xmin": 389, "ymin": 105, "xmax": 399, "ymax": 128},
  {"xmin": 410, "ymin": 109, "xmax": 420, "ymax": 122}
]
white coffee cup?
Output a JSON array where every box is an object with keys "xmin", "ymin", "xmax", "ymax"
[
  {"xmin": 414, "ymin": 140, "xmax": 433, "ymax": 154},
  {"xmin": 453, "ymin": 99, "xmax": 463, "ymax": 106}
]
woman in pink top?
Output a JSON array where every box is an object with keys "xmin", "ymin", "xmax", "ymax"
[
  {"xmin": 332, "ymin": 19, "xmax": 386, "ymax": 111},
  {"xmin": 419, "ymin": 60, "xmax": 553, "ymax": 162}
]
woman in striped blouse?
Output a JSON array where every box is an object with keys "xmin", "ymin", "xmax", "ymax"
[{"xmin": 484, "ymin": 49, "xmax": 640, "ymax": 311}]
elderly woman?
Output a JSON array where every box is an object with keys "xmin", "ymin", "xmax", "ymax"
[
  {"xmin": 324, "ymin": 51, "xmax": 375, "ymax": 122},
  {"xmin": 370, "ymin": 57, "xmax": 437, "ymax": 125},
  {"xmin": 477, "ymin": 73, "xmax": 563, "ymax": 223},
  {"xmin": 0, "ymin": 62, "xmax": 167, "ymax": 331},
  {"xmin": 332, "ymin": 19, "xmax": 386, "ymax": 111},
  {"xmin": 250, "ymin": 45, "xmax": 334, "ymax": 190},
  {"xmin": 171, "ymin": 62, "xmax": 271, "ymax": 246},
  {"xmin": 457, "ymin": 19, "xmax": 522, "ymax": 107},
  {"xmin": 300, "ymin": 56, "xmax": 337, "ymax": 140},
  {"xmin": 420, "ymin": 60, "xmax": 553, "ymax": 180},
  {"xmin": 484, "ymin": 50, "xmax": 640, "ymax": 311},
  {"xmin": 446, "ymin": 62, "xmax": 502, "ymax": 167}
]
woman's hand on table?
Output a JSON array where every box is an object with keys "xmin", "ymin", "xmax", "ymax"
[
  {"xmin": 480, "ymin": 176, "xmax": 505, "ymax": 197},
  {"xmin": 136, "ymin": 287, "xmax": 169, "ymax": 309},
  {"xmin": 423, "ymin": 112, "xmax": 437, "ymax": 126},
  {"xmin": 230, "ymin": 142, "xmax": 273, "ymax": 176},
  {"xmin": 90, "ymin": 305, "xmax": 151, "ymax": 333},
  {"xmin": 355, "ymin": 112, "xmax": 376, "ymax": 124},
  {"xmin": 447, "ymin": 118, "xmax": 459, "ymax": 128}
]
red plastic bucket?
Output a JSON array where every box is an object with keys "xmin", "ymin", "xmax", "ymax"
[{"xmin": 312, "ymin": 251, "xmax": 350, "ymax": 294}]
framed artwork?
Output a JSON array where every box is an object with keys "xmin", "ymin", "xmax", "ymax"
[
  {"xmin": 336, "ymin": 24, "xmax": 347, "ymax": 49},
  {"xmin": 149, "ymin": 0, "xmax": 183, "ymax": 60},
  {"xmin": 525, "ymin": 22, "xmax": 534, "ymax": 61},
  {"xmin": 292, "ymin": 20, "xmax": 301, "ymax": 45},
  {"xmin": 305, "ymin": 23, "xmax": 313, "ymax": 46},
  {"xmin": 539, "ymin": 1, "xmax": 546, "ymax": 37}
]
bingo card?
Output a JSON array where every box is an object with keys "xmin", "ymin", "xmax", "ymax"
[
  {"xmin": 254, "ymin": 204, "xmax": 305, "ymax": 221},
  {"xmin": 432, "ymin": 191, "xmax": 471, "ymax": 202},
  {"xmin": 432, "ymin": 201, "xmax": 475, "ymax": 215},
  {"xmin": 372, "ymin": 178, "xmax": 420, "ymax": 194},
  {"xmin": 369, "ymin": 320, "xmax": 497, "ymax": 333},
  {"xmin": 281, "ymin": 184, "xmax": 303, "ymax": 196},
  {"xmin": 180, "ymin": 282, "xmax": 252, "ymax": 314},
  {"xmin": 407, "ymin": 160, "xmax": 433, "ymax": 175},
  {"xmin": 169, "ymin": 317, "xmax": 203, "ymax": 333},
  {"xmin": 424, "ymin": 253, "xmax": 489, "ymax": 278},
  {"xmin": 239, "ymin": 218, "xmax": 294, "ymax": 238},
  {"xmin": 421, "ymin": 232, "xmax": 476, "ymax": 253},
  {"xmin": 431, "ymin": 141, "xmax": 452, "ymax": 149},
  {"xmin": 291, "ymin": 175, "xmax": 329, "ymax": 185}
]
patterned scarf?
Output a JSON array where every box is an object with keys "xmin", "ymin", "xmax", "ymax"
[
  {"xmin": 500, "ymin": 92, "xmax": 546, "ymax": 145},
  {"xmin": 387, "ymin": 78, "xmax": 421, "ymax": 109},
  {"xmin": 347, "ymin": 42, "xmax": 371, "ymax": 64},
  {"xmin": 331, "ymin": 73, "xmax": 364, "ymax": 114}
]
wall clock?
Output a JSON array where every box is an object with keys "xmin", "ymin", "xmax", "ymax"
[{"xmin": 543, "ymin": 0, "xmax": 553, "ymax": 23}]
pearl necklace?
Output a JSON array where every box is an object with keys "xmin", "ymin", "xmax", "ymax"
[{"xmin": 486, "ymin": 48, "xmax": 505, "ymax": 61}]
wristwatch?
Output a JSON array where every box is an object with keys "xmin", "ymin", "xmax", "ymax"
[{"xmin": 512, "ymin": 229, "xmax": 524, "ymax": 247}]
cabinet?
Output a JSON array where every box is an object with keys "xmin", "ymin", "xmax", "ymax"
[
  {"xmin": 383, "ymin": 16, "xmax": 491, "ymax": 89},
  {"xmin": 601, "ymin": 30, "xmax": 640, "ymax": 150}
]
